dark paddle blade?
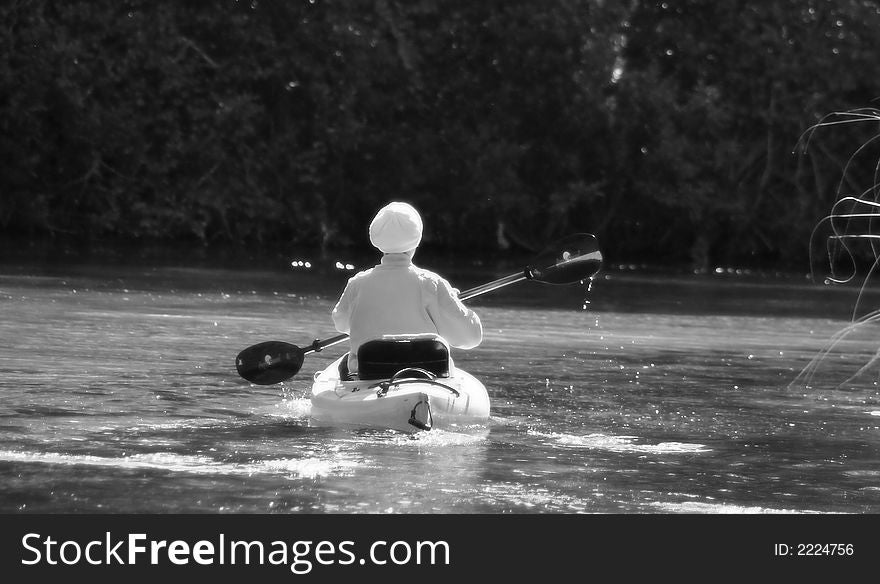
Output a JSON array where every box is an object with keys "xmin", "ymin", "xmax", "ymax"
[
  {"xmin": 235, "ymin": 341, "xmax": 305, "ymax": 385},
  {"xmin": 529, "ymin": 233, "xmax": 603, "ymax": 284}
]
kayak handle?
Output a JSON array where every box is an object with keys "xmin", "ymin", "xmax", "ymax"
[
  {"xmin": 390, "ymin": 367, "xmax": 436, "ymax": 382},
  {"xmin": 371, "ymin": 368, "xmax": 461, "ymax": 398}
]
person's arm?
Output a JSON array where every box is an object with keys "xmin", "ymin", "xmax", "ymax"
[
  {"xmin": 429, "ymin": 278, "xmax": 482, "ymax": 349},
  {"xmin": 331, "ymin": 280, "xmax": 355, "ymax": 333}
]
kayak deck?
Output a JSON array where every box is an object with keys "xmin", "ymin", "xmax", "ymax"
[{"xmin": 310, "ymin": 355, "xmax": 490, "ymax": 432}]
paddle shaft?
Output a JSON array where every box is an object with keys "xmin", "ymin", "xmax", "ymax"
[{"xmin": 300, "ymin": 270, "xmax": 532, "ymax": 356}]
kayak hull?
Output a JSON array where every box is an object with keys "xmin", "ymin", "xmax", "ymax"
[{"xmin": 310, "ymin": 355, "xmax": 490, "ymax": 432}]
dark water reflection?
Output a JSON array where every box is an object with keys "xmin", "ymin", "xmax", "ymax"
[{"xmin": 1, "ymin": 250, "xmax": 879, "ymax": 513}]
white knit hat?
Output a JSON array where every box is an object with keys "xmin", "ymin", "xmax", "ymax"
[{"xmin": 368, "ymin": 202, "xmax": 423, "ymax": 253}]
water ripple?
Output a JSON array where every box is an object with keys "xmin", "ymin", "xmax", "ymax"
[
  {"xmin": 647, "ymin": 501, "xmax": 825, "ymax": 514},
  {"xmin": 528, "ymin": 430, "xmax": 712, "ymax": 454},
  {"xmin": 0, "ymin": 449, "xmax": 358, "ymax": 479}
]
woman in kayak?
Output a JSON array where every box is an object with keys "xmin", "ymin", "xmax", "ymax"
[{"xmin": 331, "ymin": 201, "xmax": 483, "ymax": 379}]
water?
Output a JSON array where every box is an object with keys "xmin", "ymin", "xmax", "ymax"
[{"xmin": 2, "ymin": 255, "xmax": 880, "ymax": 514}]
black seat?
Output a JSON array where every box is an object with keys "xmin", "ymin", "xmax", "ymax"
[{"xmin": 357, "ymin": 336, "xmax": 450, "ymax": 380}]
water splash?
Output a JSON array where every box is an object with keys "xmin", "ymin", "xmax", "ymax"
[
  {"xmin": 581, "ymin": 276, "xmax": 595, "ymax": 310},
  {"xmin": 275, "ymin": 396, "xmax": 312, "ymax": 418}
]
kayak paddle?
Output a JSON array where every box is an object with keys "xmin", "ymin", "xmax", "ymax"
[{"xmin": 236, "ymin": 233, "xmax": 603, "ymax": 385}]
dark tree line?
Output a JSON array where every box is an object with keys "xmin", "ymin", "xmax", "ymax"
[{"xmin": 1, "ymin": 0, "xmax": 879, "ymax": 270}]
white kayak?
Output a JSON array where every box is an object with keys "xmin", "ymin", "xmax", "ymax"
[{"xmin": 310, "ymin": 335, "xmax": 490, "ymax": 432}]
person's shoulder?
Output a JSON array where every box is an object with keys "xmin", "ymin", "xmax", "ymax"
[
  {"xmin": 412, "ymin": 265, "xmax": 455, "ymax": 292},
  {"xmin": 347, "ymin": 267, "xmax": 375, "ymax": 283},
  {"xmin": 411, "ymin": 264, "xmax": 444, "ymax": 281}
]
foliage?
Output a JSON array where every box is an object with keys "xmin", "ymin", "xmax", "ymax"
[
  {"xmin": 1, "ymin": 0, "xmax": 879, "ymax": 269},
  {"xmin": 616, "ymin": 0, "xmax": 880, "ymax": 269}
]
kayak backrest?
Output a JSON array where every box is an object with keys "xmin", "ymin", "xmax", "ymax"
[{"xmin": 357, "ymin": 336, "xmax": 450, "ymax": 380}]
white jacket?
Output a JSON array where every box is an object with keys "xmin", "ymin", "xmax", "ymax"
[{"xmin": 331, "ymin": 253, "xmax": 482, "ymax": 373}]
